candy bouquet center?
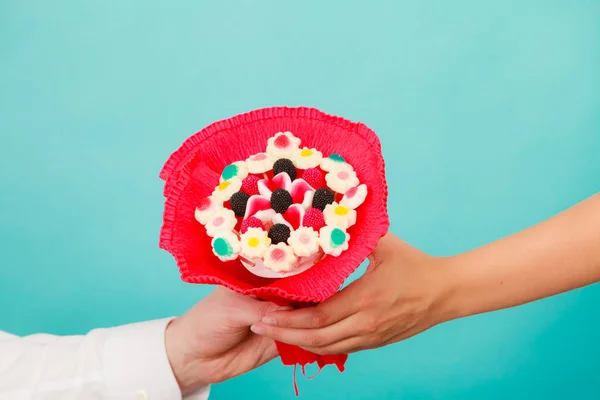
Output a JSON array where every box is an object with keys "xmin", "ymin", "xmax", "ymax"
[
  {"xmin": 197, "ymin": 131, "xmax": 369, "ymax": 279},
  {"xmin": 159, "ymin": 107, "xmax": 389, "ymax": 386}
]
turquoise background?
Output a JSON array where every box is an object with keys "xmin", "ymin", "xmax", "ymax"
[{"xmin": 1, "ymin": 1, "xmax": 599, "ymax": 399}]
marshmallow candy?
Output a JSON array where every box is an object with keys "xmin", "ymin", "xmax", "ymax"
[
  {"xmin": 220, "ymin": 161, "xmax": 249, "ymax": 182},
  {"xmin": 292, "ymin": 147, "xmax": 323, "ymax": 169},
  {"xmin": 266, "ymin": 132, "xmax": 301, "ymax": 159},
  {"xmin": 288, "ymin": 226, "xmax": 320, "ymax": 257},
  {"xmin": 240, "ymin": 227, "xmax": 271, "ymax": 259},
  {"xmin": 323, "ymin": 202, "xmax": 357, "ymax": 229},
  {"xmin": 194, "ymin": 196, "xmax": 222, "ymax": 225},
  {"xmin": 211, "ymin": 232, "xmax": 241, "ymax": 261},
  {"xmin": 340, "ymin": 184, "xmax": 368, "ymax": 209},
  {"xmin": 263, "ymin": 243, "xmax": 298, "ymax": 273},
  {"xmin": 205, "ymin": 208, "xmax": 237, "ymax": 237},
  {"xmin": 212, "ymin": 177, "xmax": 242, "ymax": 202},
  {"xmin": 320, "ymin": 153, "xmax": 353, "ymax": 172},
  {"xmin": 319, "ymin": 226, "xmax": 350, "ymax": 257},
  {"xmin": 246, "ymin": 152, "xmax": 274, "ymax": 174},
  {"xmin": 325, "ymin": 168, "xmax": 359, "ymax": 194}
]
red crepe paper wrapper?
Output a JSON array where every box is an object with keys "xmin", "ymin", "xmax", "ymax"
[{"xmin": 159, "ymin": 106, "xmax": 389, "ymax": 384}]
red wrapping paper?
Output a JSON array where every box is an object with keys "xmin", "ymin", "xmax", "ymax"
[{"xmin": 159, "ymin": 106, "xmax": 389, "ymax": 378}]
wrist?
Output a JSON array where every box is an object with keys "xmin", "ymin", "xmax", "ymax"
[
  {"xmin": 431, "ymin": 254, "xmax": 472, "ymax": 324},
  {"xmin": 165, "ymin": 318, "xmax": 209, "ymax": 394}
]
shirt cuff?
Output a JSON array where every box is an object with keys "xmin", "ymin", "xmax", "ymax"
[{"xmin": 101, "ymin": 318, "xmax": 210, "ymax": 400}]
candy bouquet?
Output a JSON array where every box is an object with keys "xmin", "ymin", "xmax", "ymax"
[{"xmin": 159, "ymin": 107, "xmax": 389, "ymax": 385}]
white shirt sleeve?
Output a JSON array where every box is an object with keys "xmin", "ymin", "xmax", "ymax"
[{"xmin": 0, "ymin": 318, "xmax": 210, "ymax": 400}]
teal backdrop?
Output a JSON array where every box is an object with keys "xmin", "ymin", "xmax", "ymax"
[{"xmin": 1, "ymin": 1, "xmax": 599, "ymax": 399}]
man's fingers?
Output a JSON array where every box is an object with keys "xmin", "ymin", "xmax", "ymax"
[
  {"xmin": 234, "ymin": 296, "xmax": 283, "ymax": 326},
  {"xmin": 251, "ymin": 314, "xmax": 358, "ymax": 348},
  {"xmin": 262, "ymin": 307, "xmax": 337, "ymax": 330}
]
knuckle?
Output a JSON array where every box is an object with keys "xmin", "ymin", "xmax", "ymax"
[
  {"xmin": 356, "ymin": 295, "xmax": 373, "ymax": 310},
  {"xmin": 305, "ymin": 333, "xmax": 324, "ymax": 348},
  {"xmin": 358, "ymin": 324, "xmax": 377, "ymax": 336},
  {"xmin": 275, "ymin": 314, "xmax": 290, "ymax": 327},
  {"xmin": 357, "ymin": 317, "xmax": 379, "ymax": 335},
  {"xmin": 310, "ymin": 311, "xmax": 328, "ymax": 328},
  {"xmin": 257, "ymin": 303, "xmax": 276, "ymax": 319}
]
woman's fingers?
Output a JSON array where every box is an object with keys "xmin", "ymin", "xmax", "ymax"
[
  {"xmin": 264, "ymin": 283, "xmax": 362, "ymax": 329},
  {"xmin": 302, "ymin": 336, "xmax": 370, "ymax": 355},
  {"xmin": 302, "ymin": 324, "xmax": 422, "ymax": 355},
  {"xmin": 251, "ymin": 313, "xmax": 361, "ymax": 349},
  {"xmin": 262, "ymin": 307, "xmax": 337, "ymax": 330}
]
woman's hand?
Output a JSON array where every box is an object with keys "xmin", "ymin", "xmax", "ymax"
[
  {"xmin": 250, "ymin": 233, "xmax": 454, "ymax": 355},
  {"xmin": 253, "ymin": 193, "xmax": 600, "ymax": 356}
]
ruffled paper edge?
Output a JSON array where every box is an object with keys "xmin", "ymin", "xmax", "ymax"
[
  {"xmin": 159, "ymin": 106, "xmax": 389, "ymax": 303},
  {"xmin": 161, "ymin": 107, "xmax": 368, "ymax": 197}
]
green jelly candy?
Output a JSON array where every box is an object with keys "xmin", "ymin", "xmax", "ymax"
[
  {"xmin": 221, "ymin": 164, "xmax": 239, "ymax": 180},
  {"xmin": 330, "ymin": 228, "xmax": 346, "ymax": 247},
  {"xmin": 328, "ymin": 153, "xmax": 345, "ymax": 163},
  {"xmin": 213, "ymin": 237, "xmax": 232, "ymax": 256}
]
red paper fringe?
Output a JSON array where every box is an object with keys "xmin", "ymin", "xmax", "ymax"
[{"xmin": 158, "ymin": 106, "xmax": 389, "ymax": 381}]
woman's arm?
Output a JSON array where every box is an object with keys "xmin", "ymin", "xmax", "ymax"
[
  {"xmin": 446, "ymin": 192, "xmax": 600, "ymax": 320},
  {"xmin": 251, "ymin": 193, "xmax": 600, "ymax": 355}
]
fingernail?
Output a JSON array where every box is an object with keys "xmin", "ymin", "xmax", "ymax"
[
  {"xmin": 250, "ymin": 324, "xmax": 264, "ymax": 335},
  {"xmin": 277, "ymin": 306, "xmax": 293, "ymax": 311},
  {"xmin": 262, "ymin": 317, "xmax": 276, "ymax": 325}
]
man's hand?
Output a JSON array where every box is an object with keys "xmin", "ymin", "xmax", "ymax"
[{"xmin": 165, "ymin": 287, "xmax": 283, "ymax": 394}]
